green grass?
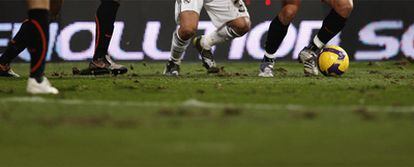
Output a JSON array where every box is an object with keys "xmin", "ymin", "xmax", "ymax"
[{"xmin": 1, "ymin": 61, "xmax": 414, "ymax": 167}]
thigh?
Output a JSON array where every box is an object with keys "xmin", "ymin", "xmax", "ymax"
[
  {"xmin": 175, "ymin": 0, "xmax": 203, "ymax": 25},
  {"xmin": 204, "ymin": 0, "xmax": 250, "ymax": 28}
]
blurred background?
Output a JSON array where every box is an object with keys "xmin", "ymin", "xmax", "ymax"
[{"xmin": 0, "ymin": 0, "xmax": 413, "ymax": 62}]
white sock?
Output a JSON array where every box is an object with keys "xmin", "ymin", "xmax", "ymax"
[
  {"xmin": 264, "ymin": 51, "xmax": 277, "ymax": 59},
  {"xmin": 170, "ymin": 31, "xmax": 190, "ymax": 64},
  {"xmin": 313, "ymin": 36, "xmax": 325, "ymax": 49},
  {"xmin": 200, "ymin": 26, "xmax": 241, "ymax": 50}
]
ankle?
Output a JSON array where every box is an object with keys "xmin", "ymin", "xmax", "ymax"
[
  {"xmin": 263, "ymin": 56, "xmax": 275, "ymax": 63},
  {"xmin": 30, "ymin": 76, "xmax": 44, "ymax": 83},
  {"xmin": 263, "ymin": 52, "xmax": 276, "ymax": 63},
  {"xmin": 308, "ymin": 42, "xmax": 321, "ymax": 53},
  {"xmin": 0, "ymin": 64, "xmax": 10, "ymax": 70},
  {"xmin": 169, "ymin": 58, "xmax": 181, "ymax": 65}
]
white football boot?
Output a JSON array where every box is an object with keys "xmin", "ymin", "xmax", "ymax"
[
  {"xmin": 258, "ymin": 59, "xmax": 275, "ymax": 78},
  {"xmin": 27, "ymin": 77, "xmax": 59, "ymax": 95},
  {"xmin": 299, "ymin": 47, "xmax": 319, "ymax": 76}
]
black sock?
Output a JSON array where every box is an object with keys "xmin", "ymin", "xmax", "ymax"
[
  {"xmin": 0, "ymin": 20, "xmax": 31, "ymax": 65},
  {"xmin": 93, "ymin": 0, "xmax": 120, "ymax": 60},
  {"xmin": 311, "ymin": 9, "xmax": 347, "ymax": 50},
  {"xmin": 264, "ymin": 16, "xmax": 289, "ymax": 58},
  {"xmin": 27, "ymin": 9, "xmax": 49, "ymax": 82}
]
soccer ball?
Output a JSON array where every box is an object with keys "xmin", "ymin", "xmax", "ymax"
[{"xmin": 318, "ymin": 45, "xmax": 349, "ymax": 76}]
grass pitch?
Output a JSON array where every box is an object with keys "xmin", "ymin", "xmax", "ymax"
[{"xmin": 1, "ymin": 61, "xmax": 414, "ymax": 167}]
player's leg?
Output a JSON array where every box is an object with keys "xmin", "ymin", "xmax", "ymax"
[
  {"xmin": 299, "ymin": 0, "xmax": 353, "ymax": 76},
  {"xmin": 196, "ymin": 18, "xmax": 251, "ymax": 51},
  {"xmin": 164, "ymin": 0, "xmax": 202, "ymax": 76},
  {"xmin": 193, "ymin": 0, "xmax": 251, "ymax": 73},
  {"xmin": 193, "ymin": 16, "xmax": 250, "ymax": 73},
  {"xmin": 0, "ymin": 0, "xmax": 64, "ymax": 78},
  {"xmin": 88, "ymin": 0, "xmax": 127, "ymax": 75},
  {"xmin": 0, "ymin": 20, "xmax": 28, "ymax": 77},
  {"xmin": 318, "ymin": 0, "xmax": 353, "ymax": 44},
  {"xmin": 25, "ymin": 0, "xmax": 58, "ymax": 94},
  {"xmin": 259, "ymin": 0, "xmax": 300, "ymax": 77},
  {"xmin": 50, "ymin": 0, "xmax": 64, "ymax": 20}
]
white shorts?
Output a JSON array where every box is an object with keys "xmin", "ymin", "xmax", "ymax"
[{"xmin": 175, "ymin": 0, "xmax": 250, "ymax": 28}]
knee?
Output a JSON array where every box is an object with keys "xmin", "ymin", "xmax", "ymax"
[
  {"xmin": 334, "ymin": 1, "xmax": 354, "ymax": 17},
  {"xmin": 178, "ymin": 26, "xmax": 197, "ymax": 40},
  {"xmin": 229, "ymin": 17, "xmax": 251, "ymax": 36},
  {"xmin": 27, "ymin": 0, "xmax": 50, "ymax": 9},
  {"xmin": 279, "ymin": 5, "xmax": 299, "ymax": 24}
]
